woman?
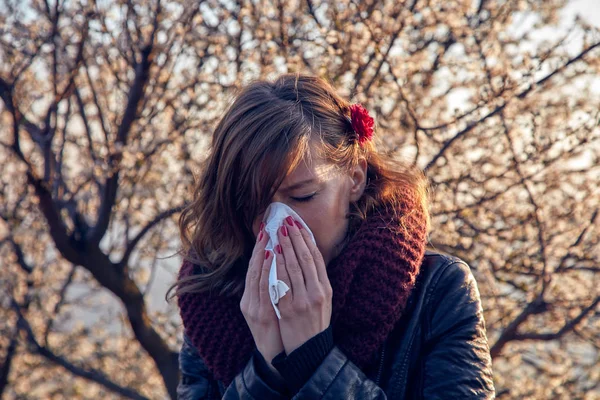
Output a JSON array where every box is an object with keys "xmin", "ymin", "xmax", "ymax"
[{"xmin": 167, "ymin": 74, "xmax": 495, "ymax": 399}]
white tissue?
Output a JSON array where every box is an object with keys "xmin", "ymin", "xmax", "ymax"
[{"xmin": 262, "ymin": 202, "xmax": 316, "ymax": 319}]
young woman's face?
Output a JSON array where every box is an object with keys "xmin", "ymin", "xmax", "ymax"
[{"xmin": 252, "ymin": 142, "xmax": 367, "ymax": 266}]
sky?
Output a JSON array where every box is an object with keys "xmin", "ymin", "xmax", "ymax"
[{"xmin": 567, "ymin": 0, "xmax": 600, "ymax": 27}]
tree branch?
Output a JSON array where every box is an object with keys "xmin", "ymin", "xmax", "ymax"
[
  {"xmin": 512, "ymin": 297, "xmax": 600, "ymax": 342},
  {"xmin": 490, "ymin": 296, "xmax": 549, "ymax": 358},
  {"xmin": 120, "ymin": 204, "xmax": 186, "ymax": 268},
  {"xmin": 11, "ymin": 298, "xmax": 149, "ymax": 400},
  {"xmin": 89, "ymin": 7, "xmax": 159, "ymax": 245},
  {"xmin": 424, "ymin": 41, "xmax": 600, "ymax": 171}
]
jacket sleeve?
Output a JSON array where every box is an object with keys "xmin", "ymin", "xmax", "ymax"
[
  {"xmin": 178, "ymin": 334, "xmax": 289, "ymax": 400},
  {"xmin": 287, "ymin": 346, "xmax": 387, "ymax": 399},
  {"xmin": 421, "ymin": 261, "xmax": 496, "ymax": 399}
]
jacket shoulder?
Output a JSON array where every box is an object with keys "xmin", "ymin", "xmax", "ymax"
[
  {"xmin": 420, "ymin": 249, "xmax": 480, "ymax": 310},
  {"xmin": 381, "ymin": 249, "xmax": 489, "ymax": 397},
  {"xmin": 421, "ymin": 249, "xmax": 474, "ymax": 286},
  {"xmin": 417, "ymin": 251, "xmax": 496, "ymax": 398},
  {"xmin": 423, "ymin": 248, "xmax": 468, "ymax": 267}
]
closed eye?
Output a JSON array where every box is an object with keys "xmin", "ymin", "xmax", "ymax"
[{"xmin": 292, "ymin": 193, "xmax": 316, "ymax": 202}]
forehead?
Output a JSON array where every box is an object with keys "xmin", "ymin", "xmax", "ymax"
[
  {"xmin": 281, "ymin": 143, "xmax": 339, "ymax": 187},
  {"xmin": 285, "ymin": 157, "xmax": 336, "ymax": 182}
]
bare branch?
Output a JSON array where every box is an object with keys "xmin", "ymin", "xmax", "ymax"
[
  {"xmin": 11, "ymin": 298, "xmax": 150, "ymax": 400},
  {"xmin": 424, "ymin": 41, "xmax": 600, "ymax": 171},
  {"xmin": 512, "ymin": 297, "xmax": 600, "ymax": 342},
  {"xmin": 490, "ymin": 296, "xmax": 549, "ymax": 358},
  {"xmin": 120, "ymin": 204, "xmax": 186, "ymax": 268},
  {"xmin": 89, "ymin": 4, "xmax": 159, "ymax": 245}
]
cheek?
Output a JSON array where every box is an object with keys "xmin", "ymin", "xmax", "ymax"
[
  {"xmin": 297, "ymin": 210, "xmax": 326, "ymax": 248},
  {"xmin": 303, "ymin": 206, "xmax": 344, "ymax": 258}
]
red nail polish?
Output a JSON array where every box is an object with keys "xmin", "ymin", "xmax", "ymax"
[
  {"xmin": 275, "ymin": 244, "xmax": 282, "ymax": 254},
  {"xmin": 259, "ymin": 222, "xmax": 265, "ymax": 231},
  {"xmin": 258, "ymin": 231, "xmax": 263, "ymax": 241},
  {"xmin": 294, "ymin": 220, "xmax": 302, "ymax": 229},
  {"xmin": 281, "ymin": 225, "xmax": 288, "ymax": 237},
  {"xmin": 265, "ymin": 250, "xmax": 270, "ymax": 259},
  {"xmin": 285, "ymin": 216, "xmax": 294, "ymax": 226}
]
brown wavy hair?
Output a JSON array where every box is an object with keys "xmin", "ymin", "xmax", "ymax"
[{"xmin": 166, "ymin": 73, "xmax": 431, "ymax": 301}]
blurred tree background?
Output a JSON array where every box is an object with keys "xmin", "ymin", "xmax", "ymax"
[{"xmin": 1, "ymin": 0, "xmax": 599, "ymax": 398}]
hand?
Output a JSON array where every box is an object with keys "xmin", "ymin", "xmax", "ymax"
[
  {"xmin": 240, "ymin": 227, "xmax": 284, "ymax": 373},
  {"xmin": 274, "ymin": 216, "xmax": 333, "ymax": 354}
]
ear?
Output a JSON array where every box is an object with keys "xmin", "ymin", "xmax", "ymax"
[{"xmin": 348, "ymin": 157, "xmax": 368, "ymax": 202}]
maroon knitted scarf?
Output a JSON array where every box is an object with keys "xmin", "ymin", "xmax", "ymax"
[{"xmin": 177, "ymin": 196, "xmax": 427, "ymax": 386}]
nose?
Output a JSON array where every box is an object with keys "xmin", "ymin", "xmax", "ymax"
[{"xmin": 252, "ymin": 199, "xmax": 294, "ymax": 237}]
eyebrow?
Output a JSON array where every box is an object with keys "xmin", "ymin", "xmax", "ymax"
[{"xmin": 279, "ymin": 178, "xmax": 317, "ymax": 192}]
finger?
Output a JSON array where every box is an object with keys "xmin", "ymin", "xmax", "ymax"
[
  {"xmin": 274, "ymin": 241, "xmax": 292, "ymax": 303},
  {"xmin": 296, "ymin": 221, "xmax": 330, "ymax": 287},
  {"xmin": 284, "ymin": 217, "xmax": 319, "ymax": 291},
  {"xmin": 245, "ymin": 228, "xmax": 269, "ymax": 306},
  {"xmin": 246, "ymin": 227, "xmax": 265, "ymax": 288},
  {"xmin": 259, "ymin": 248, "xmax": 273, "ymax": 310},
  {"xmin": 278, "ymin": 224, "xmax": 307, "ymax": 300},
  {"xmin": 250, "ymin": 222, "xmax": 267, "ymax": 260}
]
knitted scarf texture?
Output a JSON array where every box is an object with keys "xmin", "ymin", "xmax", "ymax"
[{"xmin": 177, "ymin": 195, "xmax": 427, "ymax": 386}]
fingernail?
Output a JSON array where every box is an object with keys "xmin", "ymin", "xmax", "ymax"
[
  {"xmin": 258, "ymin": 231, "xmax": 263, "ymax": 241},
  {"xmin": 265, "ymin": 250, "xmax": 270, "ymax": 259},
  {"xmin": 294, "ymin": 220, "xmax": 302, "ymax": 229},
  {"xmin": 281, "ymin": 225, "xmax": 288, "ymax": 237},
  {"xmin": 285, "ymin": 216, "xmax": 294, "ymax": 226},
  {"xmin": 275, "ymin": 244, "xmax": 282, "ymax": 254},
  {"xmin": 259, "ymin": 222, "xmax": 265, "ymax": 231}
]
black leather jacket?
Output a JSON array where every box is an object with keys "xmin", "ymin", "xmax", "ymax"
[{"xmin": 177, "ymin": 250, "xmax": 496, "ymax": 399}]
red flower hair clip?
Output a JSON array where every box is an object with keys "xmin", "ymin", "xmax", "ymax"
[{"xmin": 349, "ymin": 103, "xmax": 374, "ymax": 146}]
